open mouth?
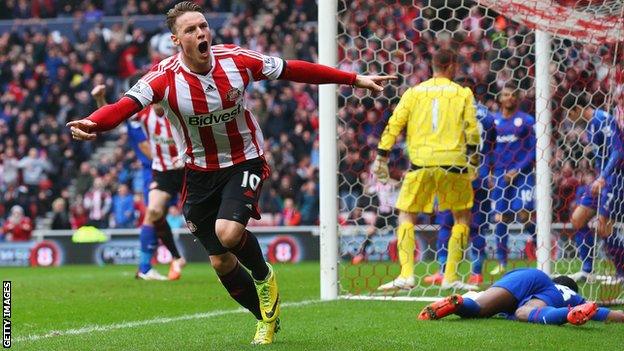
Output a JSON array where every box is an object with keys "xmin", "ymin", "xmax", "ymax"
[{"xmin": 198, "ymin": 41, "xmax": 209, "ymax": 54}]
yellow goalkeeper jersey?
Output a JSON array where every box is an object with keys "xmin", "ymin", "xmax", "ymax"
[{"xmin": 378, "ymin": 77, "xmax": 479, "ymax": 167}]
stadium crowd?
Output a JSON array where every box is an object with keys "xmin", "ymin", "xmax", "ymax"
[
  {"xmin": 0, "ymin": 0, "xmax": 622, "ymax": 239},
  {"xmin": 0, "ymin": 0, "xmax": 320, "ymax": 237}
]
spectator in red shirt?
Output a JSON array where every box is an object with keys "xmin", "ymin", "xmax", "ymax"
[
  {"xmin": 1, "ymin": 205, "xmax": 33, "ymax": 241},
  {"xmin": 70, "ymin": 203, "xmax": 88, "ymax": 230},
  {"xmin": 280, "ymin": 198, "xmax": 302, "ymax": 226}
]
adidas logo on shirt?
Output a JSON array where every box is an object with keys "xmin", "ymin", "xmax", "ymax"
[{"xmin": 205, "ymin": 84, "xmax": 216, "ymax": 92}]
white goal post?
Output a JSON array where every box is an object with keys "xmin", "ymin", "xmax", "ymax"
[{"xmin": 318, "ymin": 0, "xmax": 340, "ymax": 300}]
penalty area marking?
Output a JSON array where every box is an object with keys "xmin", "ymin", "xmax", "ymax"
[{"xmin": 16, "ymin": 299, "xmax": 324, "ymax": 343}]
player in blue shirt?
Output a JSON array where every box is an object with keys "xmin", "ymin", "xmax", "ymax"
[
  {"xmin": 592, "ymin": 115, "xmax": 624, "ymax": 281},
  {"xmin": 490, "ymin": 83, "xmax": 536, "ymax": 275},
  {"xmin": 564, "ymin": 93, "xmax": 618, "ymax": 281},
  {"xmin": 419, "ymin": 268, "xmax": 624, "ymax": 325},
  {"xmin": 426, "ymin": 101, "xmax": 496, "ymax": 286},
  {"xmin": 126, "ymin": 118, "xmax": 154, "ymax": 201}
]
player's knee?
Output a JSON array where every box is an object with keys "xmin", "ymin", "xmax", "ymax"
[
  {"xmin": 215, "ymin": 219, "xmax": 245, "ymax": 248},
  {"xmin": 209, "ymin": 253, "xmax": 237, "ymax": 275},
  {"xmin": 514, "ymin": 306, "xmax": 532, "ymax": 322},
  {"xmin": 452, "ymin": 209, "xmax": 471, "ymax": 226},
  {"xmin": 570, "ymin": 207, "xmax": 589, "ymax": 229},
  {"xmin": 398, "ymin": 211, "xmax": 416, "ymax": 224},
  {"xmin": 570, "ymin": 215, "xmax": 586, "ymax": 230}
]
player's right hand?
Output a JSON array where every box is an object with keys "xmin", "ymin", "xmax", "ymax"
[
  {"xmin": 354, "ymin": 75, "xmax": 397, "ymax": 94},
  {"xmin": 67, "ymin": 119, "xmax": 98, "ymax": 141},
  {"xmin": 372, "ymin": 155, "xmax": 389, "ymax": 184}
]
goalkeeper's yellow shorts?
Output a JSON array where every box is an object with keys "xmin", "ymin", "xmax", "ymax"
[{"xmin": 395, "ymin": 167, "xmax": 473, "ymax": 214}]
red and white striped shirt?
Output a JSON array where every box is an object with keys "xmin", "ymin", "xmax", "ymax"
[
  {"xmin": 125, "ymin": 44, "xmax": 284, "ymax": 171},
  {"xmin": 133, "ymin": 106, "xmax": 184, "ymax": 172}
]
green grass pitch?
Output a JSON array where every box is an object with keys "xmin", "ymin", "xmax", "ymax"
[{"xmin": 3, "ymin": 262, "xmax": 624, "ymax": 350}]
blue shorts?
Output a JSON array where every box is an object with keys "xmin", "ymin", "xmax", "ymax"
[
  {"xmin": 492, "ymin": 170, "xmax": 535, "ymax": 213},
  {"xmin": 599, "ymin": 174, "xmax": 624, "ymax": 219},
  {"xmin": 492, "ymin": 268, "xmax": 565, "ymax": 308}
]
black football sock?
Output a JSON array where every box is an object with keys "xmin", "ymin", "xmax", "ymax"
[
  {"xmin": 229, "ymin": 230, "xmax": 270, "ymax": 281},
  {"xmin": 218, "ymin": 262, "xmax": 262, "ymax": 320},
  {"xmin": 155, "ymin": 217, "xmax": 181, "ymax": 259}
]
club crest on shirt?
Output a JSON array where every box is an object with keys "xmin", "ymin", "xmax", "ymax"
[
  {"xmin": 514, "ymin": 117, "xmax": 523, "ymax": 127},
  {"xmin": 226, "ymin": 87, "xmax": 242, "ymax": 102}
]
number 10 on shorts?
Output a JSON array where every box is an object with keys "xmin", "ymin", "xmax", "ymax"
[{"xmin": 241, "ymin": 171, "xmax": 261, "ymax": 190}]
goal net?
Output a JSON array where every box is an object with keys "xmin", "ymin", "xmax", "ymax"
[{"xmin": 326, "ymin": 0, "xmax": 624, "ymax": 304}]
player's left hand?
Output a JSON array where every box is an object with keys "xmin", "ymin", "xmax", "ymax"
[
  {"xmin": 354, "ymin": 75, "xmax": 397, "ymax": 93},
  {"xmin": 67, "ymin": 119, "xmax": 97, "ymax": 141},
  {"xmin": 504, "ymin": 169, "xmax": 518, "ymax": 183},
  {"xmin": 372, "ymin": 155, "xmax": 389, "ymax": 184}
]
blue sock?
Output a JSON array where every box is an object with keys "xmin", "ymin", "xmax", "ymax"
[
  {"xmin": 456, "ymin": 297, "xmax": 481, "ymax": 318},
  {"xmin": 139, "ymin": 225, "xmax": 157, "ymax": 274},
  {"xmin": 594, "ymin": 307, "xmax": 610, "ymax": 321},
  {"xmin": 470, "ymin": 229, "xmax": 486, "ymax": 275},
  {"xmin": 527, "ymin": 306, "xmax": 569, "ymax": 325},
  {"xmin": 495, "ymin": 222, "xmax": 508, "ymax": 265},
  {"xmin": 575, "ymin": 227, "xmax": 594, "ymax": 273},
  {"xmin": 437, "ymin": 225, "xmax": 451, "ymax": 272}
]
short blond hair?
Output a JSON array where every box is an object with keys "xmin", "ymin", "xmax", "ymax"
[{"xmin": 166, "ymin": 1, "xmax": 204, "ymax": 34}]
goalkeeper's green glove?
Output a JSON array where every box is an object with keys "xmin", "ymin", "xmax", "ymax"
[{"xmin": 372, "ymin": 154, "xmax": 389, "ymax": 184}]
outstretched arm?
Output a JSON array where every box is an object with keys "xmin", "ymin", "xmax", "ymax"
[
  {"xmin": 90, "ymin": 84, "xmax": 152, "ymax": 158},
  {"xmin": 67, "ymin": 97, "xmax": 142, "ymax": 140},
  {"xmin": 279, "ymin": 60, "xmax": 396, "ymax": 93}
]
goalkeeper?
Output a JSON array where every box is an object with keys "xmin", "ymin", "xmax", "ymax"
[
  {"xmin": 418, "ymin": 268, "xmax": 624, "ymax": 325},
  {"xmin": 375, "ymin": 49, "xmax": 480, "ymax": 291}
]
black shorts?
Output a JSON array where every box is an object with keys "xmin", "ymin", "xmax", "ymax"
[
  {"xmin": 150, "ymin": 169, "xmax": 185, "ymax": 197},
  {"xmin": 183, "ymin": 157, "xmax": 269, "ymax": 255}
]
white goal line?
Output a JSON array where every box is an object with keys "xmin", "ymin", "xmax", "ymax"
[
  {"xmin": 15, "ymin": 299, "xmax": 324, "ymax": 344},
  {"xmin": 340, "ymin": 295, "xmax": 440, "ymax": 302}
]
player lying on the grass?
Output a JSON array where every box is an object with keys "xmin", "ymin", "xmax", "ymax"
[
  {"xmin": 419, "ymin": 268, "xmax": 624, "ymax": 325},
  {"xmin": 92, "ymin": 82, "xmax": 187, "ymax": 281},
  {"xmin": 67, "ymin": 1, "xmax": 395, "ymax": 345}
]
